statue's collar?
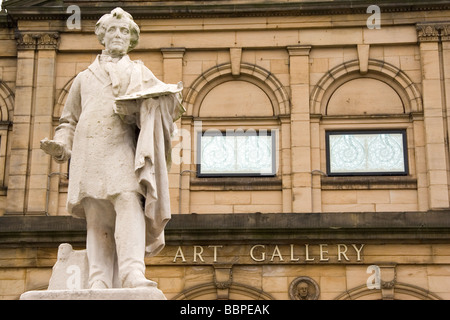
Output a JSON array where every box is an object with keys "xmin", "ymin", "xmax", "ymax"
[{"xmin": 88, "ymin": 54, "xmax": 132, "ymax": 85}]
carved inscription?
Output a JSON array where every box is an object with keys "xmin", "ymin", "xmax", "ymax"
[{"xmin": 171, "ymin": 243, "xmax": 365, "ymax": 264}]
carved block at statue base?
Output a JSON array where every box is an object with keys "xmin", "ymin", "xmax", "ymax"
[{"xmin": 20, "ymin": 287, "xmax": 167, "ymax": 300}]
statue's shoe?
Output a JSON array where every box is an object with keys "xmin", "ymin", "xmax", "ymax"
[
  {"xmin": 90, "ymin": 280, "xmax": 109, "ymax": 290},
  {"xmin": 122, "ymin": 270, "xmax": 157, "ymax": 288}
]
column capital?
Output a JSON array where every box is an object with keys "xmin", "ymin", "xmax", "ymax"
[
  {"xmin": 416, "ymin": 22, "xmax": 450, "ymax": 42},
  {"xmin": 15, "ymin": 31, "xmax": 59, "ymax": 50},
  {"xmin": 441, "ymin": 24, "xmax": 450, "ymax": 42},
  {"xmin": 287, "ymin": 45, "xmax": 311, "ymax": 56},
  {"xmin": 161, "ymin": 47, "xmax": 186, "ymax": 59}
]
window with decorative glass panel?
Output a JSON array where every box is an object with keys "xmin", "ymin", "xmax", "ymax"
[
  {"xmin": 325, "ymin": 130, "xmax": 408, "ymax": 176},
  {"xmin": 197, "ymin": 129, "xmax": 277, "ymax": 177}
]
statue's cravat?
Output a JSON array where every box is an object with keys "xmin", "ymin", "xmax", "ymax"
[{"xmin": 100, "ymin": 56, "xmax": 120, "ymax": 96}]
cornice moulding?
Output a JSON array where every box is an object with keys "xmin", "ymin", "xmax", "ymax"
[{"xmin": 4, "ymin": 1, "xmax": 450, "ymax": 20}]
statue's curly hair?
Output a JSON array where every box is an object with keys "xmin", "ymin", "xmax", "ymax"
[{"xmin": 95, "ymin": 7, "xmax": 140, "ymax": 52}]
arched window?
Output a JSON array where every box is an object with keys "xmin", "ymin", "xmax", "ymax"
[
  {"xmin": 310, "ymin": 59, "xmax": 422, "ymax": 177},
  {"xmin": 180, "ymin": 63, "xmax": 290, "ymax": 214},
  {"xmin": 0, "ymin": 81, "xmax": 13, "ymax": 189},
  {"xmin": 309, "ymin": 59, "xmax": 423, "ymax": 212},
  {"xmin": 186, "ymin": 64, "xmax": 289, "ymax": 178}
]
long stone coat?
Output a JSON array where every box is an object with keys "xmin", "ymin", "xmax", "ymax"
[{"xmin": 54, "ymin": 54, "xmax": 184, "ymax": 256}]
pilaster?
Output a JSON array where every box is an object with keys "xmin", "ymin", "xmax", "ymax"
[
  {"xmin": 441, "ymin": 24, "xmax": 450, "ymax": 210},
  {"xmin": 416, "ymin": 22, "xmax": 450, "ymax": 209},
  {"xmin": 280, "ymin": 115, "xmax": 292, "ymax": 213},
  {"xmin": 287, "ymin": 45, "xmax": 312, "ymax": 213},
  {"xmin": 6, "ymin": 31, "xmax": 59, "ymax": 215},
  {"xmin": 161, "ymin": 48, "xmax": 186, "ymax": 213}
]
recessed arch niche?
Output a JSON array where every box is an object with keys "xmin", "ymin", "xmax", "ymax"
[
  {"xmin": 54, "ymin": 76, "xmax": 76, "ymax": 118},
  {"xmin": 0, "ymin": 81, "xmax": 13, "ymax": 188},
  {"xmin": 199, "ymin": 79, "xmax": 274, "ymax": 118},
  {"xmin": 310, "ymin": 59, "xmax": 422, "ymax": 116},
  {"xmin": 0, "ymin": 81, "xmax": 13, "ymax": 122},
  {"xmin": 326, "ymin": 77, "xmax": 404, "ymax": 115},
  {"xmin": 171, "ymin": 282, "xmax": 275, "ymax": 300},
  {"xmin": 185, "ymin": 63, "xmax": 290, "ymax": 117},
  {"xmin": 334, "ymin": 282, "xmax": 442, "ymax": 300}
]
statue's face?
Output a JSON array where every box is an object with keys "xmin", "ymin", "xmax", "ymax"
[
  {"xmin": 103, "ymin": 20, "xmax": 131, "ymax": 56},
  {"xmin": 298, "ymin": 282, "xmax": 309, "ymax": 298}
]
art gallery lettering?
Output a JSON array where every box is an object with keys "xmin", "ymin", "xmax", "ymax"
[{"xmin": 172, "ymin": 244, "xmax": 365, "ymax": 263}]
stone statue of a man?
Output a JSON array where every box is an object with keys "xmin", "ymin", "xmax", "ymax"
[{"xmin": 41, "ymin": 7, "xmax": 184, "ymax": 290}]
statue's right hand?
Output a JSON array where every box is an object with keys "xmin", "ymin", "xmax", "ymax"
[
  {"xmin": 114, "ymin": 100, "xmax": 139, "ymax": 116},
  {"xmin": 40, "ymin": 138, "xmax": 70, "ymax": 163}
]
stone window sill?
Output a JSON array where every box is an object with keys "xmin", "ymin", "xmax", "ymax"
[
  {"xmin": 190, "ymin": 176, "xmax": 282, "ymax": 191},
  {"xmin": 320, "ymin": 176, "xmax": 417, "ymax": 190}
]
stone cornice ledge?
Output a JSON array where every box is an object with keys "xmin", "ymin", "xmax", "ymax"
[
  {"xmin": 4, "ymin": 0, "xmax": 450, "ymax": 20},
  {"xmin": 1, "ymin": 211, "xmax": 450, "ymax": 247}
]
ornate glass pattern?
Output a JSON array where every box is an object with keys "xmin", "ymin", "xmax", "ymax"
[
  {"xmin": 327, "ymin": 131, "xmax": 407, "ymax": 175},
  {"xmin": 198, "ymin": 130, "xmax": 275, "ymax": 176}
]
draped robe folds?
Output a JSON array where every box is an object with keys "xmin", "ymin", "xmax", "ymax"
[{"xmin": 54, "ymin": 55, "xmax": 184, "ymax": 257}]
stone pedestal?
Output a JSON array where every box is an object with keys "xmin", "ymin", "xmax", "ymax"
[
  {"xmin": 19, "ymin": 243, "xmax": 167, "ymax": 300},
  {"xmin": 20, "ymin": 287, "xmax": 166, "ymax": 300}
]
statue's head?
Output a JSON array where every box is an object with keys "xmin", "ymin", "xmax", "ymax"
[
  {"xmin": 95, "ymin": 7, "xmax": 140, "ymax": 55},
  {"xmin": 297, "ymin": 281, "xmax": 309, "ymax": 299}
]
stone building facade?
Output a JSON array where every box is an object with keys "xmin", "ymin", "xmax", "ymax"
[{"xmin": 1, "ymin": 0, "xmax": 450, "ymax": 300}]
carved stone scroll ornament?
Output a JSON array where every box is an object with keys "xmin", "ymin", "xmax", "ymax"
[
  {"xmin": 289, "ymin": 276, "xmax": 320, "ymax": 300},
  {"xmin": 15, "ymin": 32, "xmax": 60, "ymax": 50}
]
